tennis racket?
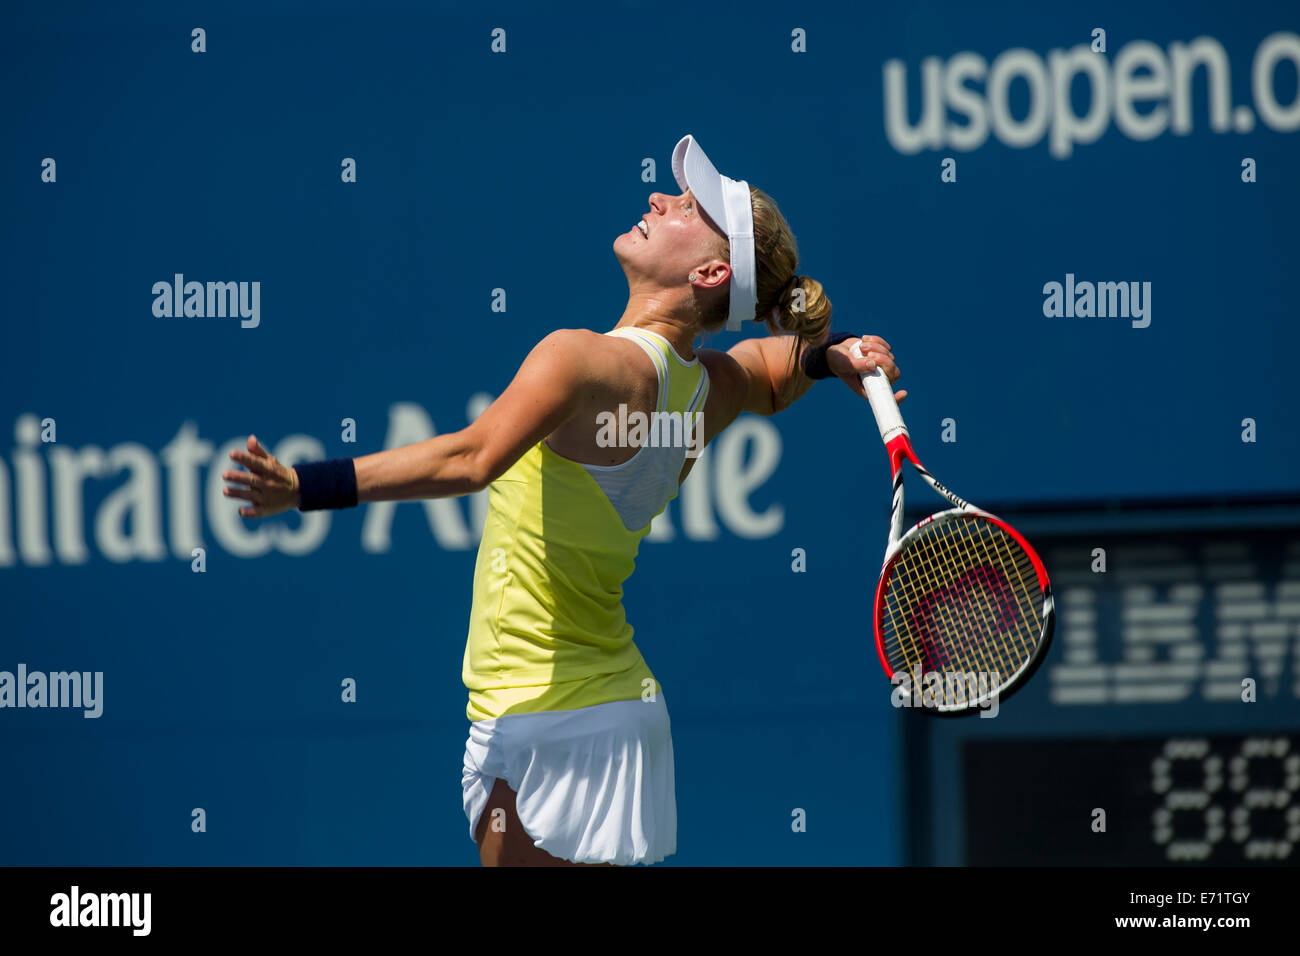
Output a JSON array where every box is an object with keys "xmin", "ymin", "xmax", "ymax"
[{"xmin": 851, "ymin": 341, "xmax": 1055, "ymax": 716}]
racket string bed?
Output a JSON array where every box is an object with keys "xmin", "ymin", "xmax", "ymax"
[
  {"xmin": 889, "ymin": 520, "xmax": 1041, "ymax": 679},
  {"xmin": 895, "ymin": 539, "xmax": 978, "ymax": 672},
  {"xmin": 880, "ymin": 517, "xmax": 1044, "ymax": 690},
  {"xmin": 890, "ymin": 523, "xmax": 1006, "ymax": 675},
  {"xmin": 929, "ymin": 518, "xmax": 1040, "ymax": 675},
  {"xmin": 954, "ymin": 517, "xmax": 1037, "ymax": 664},
  {"xmin": 908, "ymin": 524, "xmax": 1013, "ymax": 672}
]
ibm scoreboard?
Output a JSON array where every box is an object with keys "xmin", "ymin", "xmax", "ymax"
[{"xmin": 905, "ymin": 499, "xmax": 1300, "ymax": 866}]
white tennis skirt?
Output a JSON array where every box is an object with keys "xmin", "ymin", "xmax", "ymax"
[{"xmin": 462, "ymin": 692, "xmax": 677, "ymax": 865}]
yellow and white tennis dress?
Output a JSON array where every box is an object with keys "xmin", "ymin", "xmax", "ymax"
[{"xmin": 461, "ymin": 326, "xmax": 709, "ymax": 865}]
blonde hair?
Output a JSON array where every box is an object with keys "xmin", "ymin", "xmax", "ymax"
[{"xmin": 700, "ymin": 186, "xmax": 833, "ymax": 405}]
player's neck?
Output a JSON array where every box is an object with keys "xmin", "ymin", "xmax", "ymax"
[{"xmin": 613, "ymin": 297, "xmax": 698, "ymax": 363}]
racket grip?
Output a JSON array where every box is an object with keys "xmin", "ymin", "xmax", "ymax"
[{"xmin": 851, "ymin": 341, "xmax": 908, "ymax": 444}]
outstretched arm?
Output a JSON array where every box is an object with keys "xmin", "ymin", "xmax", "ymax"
[{"xmin": 223, "ymin": 330, "xmax": 593, "ymax": 518}]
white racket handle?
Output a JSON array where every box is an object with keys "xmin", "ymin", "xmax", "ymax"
[{"xmin": 850, "ymin": 341, "xmax": 908, "ymax": 444}]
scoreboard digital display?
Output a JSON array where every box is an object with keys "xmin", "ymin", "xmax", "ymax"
[
  {"xmin": 905, "ymin": 500, "xmax": 1300, "ymax": 865},
  {"xmin": 965, "ymin": 734, "xmax": 1300, "ymax": 865}
]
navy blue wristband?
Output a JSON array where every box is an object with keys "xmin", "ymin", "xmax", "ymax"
[
  {"xmin": 799, "ymin": 332, "xmax": 859, "ymax": 380},
  {"xmin": 294, "ymin": 458, "xmax": 358, "ymax": 511}
]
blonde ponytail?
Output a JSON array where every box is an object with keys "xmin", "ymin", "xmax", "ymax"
[{"xmin": 699, "ymin": 185, "xmax": 836, "ymax": 404}]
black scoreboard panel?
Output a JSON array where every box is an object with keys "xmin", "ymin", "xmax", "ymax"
[
  {"xmin": 905, "ymin": 499, "xmax": 1300, "ymax": 865},
  {"xmin": 964, "ymin": 734, "xmax": 1300, "ymax": 865}
]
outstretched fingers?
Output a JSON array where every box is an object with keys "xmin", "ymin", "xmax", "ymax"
[{"xmin": 222, "ymin": 435, "xmax": 279, "ymax": 517}]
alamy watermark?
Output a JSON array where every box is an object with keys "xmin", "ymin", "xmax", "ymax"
[
  {"xmin": 152, "ymin": 274, "xmax": 260, "ymax": 328},
  {"xmin": 595, "ymin": 405, "xmax": 704, "ymax": 458},
  {"xmin": 50, "ymin": 886, "xmax": 150, "ymax": 936},
  {"xmin": 891, "ymin": 667, "xmax": 1001, "ymax": 717},
  {"xmin": 0, "ymin": 664, "xmax": 103, "ymax": 718},
  {"xmin": 1043, "ymin": 273, "xmax": 1151, "ymax": 328}
]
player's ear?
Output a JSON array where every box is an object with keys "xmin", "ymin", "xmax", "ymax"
[{"xmin": 690, "ymin": 259, "xmax": 730, "ymax": 289}]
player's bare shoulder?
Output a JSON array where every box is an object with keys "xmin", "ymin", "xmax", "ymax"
[
  {"xmin": 529, "ymin": 328, "xmax": 625, "ymax": 393},
  {"xmin": 542, "ymin": 327, "xmax": 659, "ymax": 416},
  {"xmin": 532, "ymin": 328, "xmax": 605, "ymax": 366},
  {"xmin": 582, "ymin": 328, "xmax": 661, "ymax": 396}
]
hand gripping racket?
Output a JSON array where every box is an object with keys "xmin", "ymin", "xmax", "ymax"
[{"xmin": 851, "ymin": 342, "xmax": 1055, "ymax": 716}]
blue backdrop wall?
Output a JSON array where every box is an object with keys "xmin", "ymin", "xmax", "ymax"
[{"xmin": 2, "ymin": 0, "xmax": 1297, "ymax": 864}]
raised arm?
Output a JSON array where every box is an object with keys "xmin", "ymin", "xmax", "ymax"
[
  {"xmin": 222, "ymin": 330, "xmax": 594, "ymax": 518},
  {"xmin": 698, "ymin": 331, "xmax": 902, "ymax": 422},
  {"xmin": 682, "ymin": 332, "xmax": 903, "ymax": 486}
]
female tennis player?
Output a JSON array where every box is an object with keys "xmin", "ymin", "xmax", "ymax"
[{"xmin": 221, "ymin": 135, "xmax": 902, "ymax": 866}]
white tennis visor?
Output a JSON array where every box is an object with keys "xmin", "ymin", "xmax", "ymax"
[{"xmin": 671, "ymin": 134, "xmax": 755, "ymax": 332}]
